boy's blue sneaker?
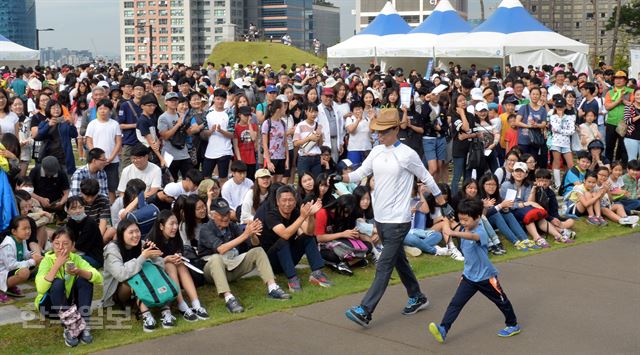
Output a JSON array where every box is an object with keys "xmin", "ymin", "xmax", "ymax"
[
  {"xmin": 345, "ymin": 305, "xmax": 371, "ymax": 327},
  {"xmin": 402, "ymin": 294, "xmax": 429, "ymax": 315},
  {"xmin": 497, "ymin": 325, "xmax": 521, "ymax": 337},
  {"xmin": 428, "ymin": 322, "xmax": 446, "ymax": 343}
]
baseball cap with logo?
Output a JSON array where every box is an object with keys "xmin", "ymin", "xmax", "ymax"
[
  {"xmin": 211, "ymin": 198, "xmax": 231, "ymax": 215},
  {"xmin": 513, "ymin": 162, "xmax": 528, "ymax": 173}
]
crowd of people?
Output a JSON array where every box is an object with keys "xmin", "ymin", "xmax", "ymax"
[{"xmin": 0, "ymin": 58, "xmax": 639, "ymax": 346}]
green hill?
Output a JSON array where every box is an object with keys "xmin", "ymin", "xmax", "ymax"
[{"xmin": 206, "ymin": 42, "xmax": 326, "ymax": 67}]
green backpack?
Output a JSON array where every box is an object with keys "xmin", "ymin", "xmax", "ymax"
[{"xmin": 127, "ymin": 261, "xmax": 179, "ymax": 308}]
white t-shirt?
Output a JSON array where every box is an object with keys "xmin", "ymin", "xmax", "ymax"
[
  {"xmin": 86, "ymin": 118, "xmax": 122, "ymax": 163},
  {"xmin": 163, "ymin": 181, "xmax": 195, "ymax": 198},
  {"xmin": 117, "ymin": 161, "xmax": 162, "ymax": 193},
  {"xmin": 293, "ymin": 120, "xmax": 323, "ymax": 156},
  {"xmin": 221, "ymin": 178, "xmax": 254, "ymax": 209},
  {"xmin": 0, "ymin": 112, "xmax": 19, "ymax": 135},
  {"xmin": 204, "ymin": 109, "xmax": 233, "ymax": 159},
  {"xmin": 345, "ymin": 116, "xmax": 372, "ymax": 151}
]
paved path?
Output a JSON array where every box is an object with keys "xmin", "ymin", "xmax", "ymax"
[{"xmin": 98, "ymin": 235, "xmax": 640, "ymax": 355}]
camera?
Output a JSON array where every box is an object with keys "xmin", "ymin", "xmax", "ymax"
[{"xmin": 329, "ymin": 173, "xmax": 343, "ymax": 183}]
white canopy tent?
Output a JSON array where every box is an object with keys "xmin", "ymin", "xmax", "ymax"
[
  {"xmin": 437, "ymin": 0, "xmax": 589, "ymax": 68},
  {"xmin": 0, "ymin": 34, "xmax": 39, "ymax": 68},
  {"xmin": 327, "ymin": 2, "xmax": 411, "ymax": 69}
]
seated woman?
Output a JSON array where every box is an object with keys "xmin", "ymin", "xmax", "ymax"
[
  {"xmin": 177, "ymin": 195, "xmax": 209, "ymax": 247},
  {"xmin": 64, "ymin": 196, "xmax": 104, "ymax": 268},
  {"xmin": 423, "ymin": 183, "xmax": 464, "ymax": 261},
  {"xmin": 333, "ymin": 159, "xmax": 358, "ymax": 197},
  {"xmin": 353, "ymin": 186, "xmax": 381, "ymax": 261},
  {"xmin": 402, "ymin": 183, "xmax": 443, "ymax": 257},
  {"xmin": 102, "ymin": 220, "xmax": 175, "ymax": 333},
  {"xmin": 35, "ymin": 227, "xmax": 102, "ymax": 347},
  {"xmin": 147, "ymin": 210, "xmax": 209, "ymax": 322},
  {"xmin": 0, "ymin": 216, "xmax": 43, "ymax": 302},
  {"xmin": 315, "ymin": 172, "xmax": 336, "ymax": 206},
  {"xmin": 315, "ymin": 194, "xmax": 372, "ymax": 275},
  {"xmin": 240, "ymin": 169, "xmax": 272, "ymax": 224},
  {"xmin": 297, "ymin": 171, "xmax": 318, "ymax": 202}
]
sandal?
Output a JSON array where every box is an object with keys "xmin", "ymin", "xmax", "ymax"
[
  {"xmin": 555, "ymin": 236, "xmax": 574, "ymax": 244},
  {"xmin": 535, "ymin": 238, "xmax": 551, "ymax": 248}
]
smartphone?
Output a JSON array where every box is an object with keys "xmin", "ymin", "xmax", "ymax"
[
  {"xmin": 65, "ymin": 261, "xmax": 75, "ymax": 271},
  {"xmin": 624, "ymin": 93, "xmax": 631, "ymax": 101}
]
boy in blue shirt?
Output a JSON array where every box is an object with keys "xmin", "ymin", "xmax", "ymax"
[
  {"xmin": 429, "ymin": 198, "xmax": 520, "ymax": 343},
  {"xmin": 560, "ymin": 150, "xmax": 591, "ymax": 198}
]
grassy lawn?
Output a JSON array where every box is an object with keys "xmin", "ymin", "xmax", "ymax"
[
  {"xmin": 0, "ymin": 220, "xmax": 636, "ymax": 354},
  {"xmin": 206, "ymin": 42, "xmax": 326, "ymax": 68}
]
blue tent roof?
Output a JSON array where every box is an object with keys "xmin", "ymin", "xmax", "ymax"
[
  {"xmin": 472, "ymin": 2, "xmax": 551, "ymax": 34},
  {"xmin": 358, "ymin": 3, "xmax": 412, "ymax": 36},
  {"xmin": 410, "ymin": 2, "xmax": 471, "ymax": 35},
  {"xmin": 0, "ymin": 34, "xmax": 11, "ymax": 42}
]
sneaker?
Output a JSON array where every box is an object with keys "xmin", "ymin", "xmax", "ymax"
[
  {"xmin": 267, "ymin": 287, "xmax": 291, "ymax": 300},
  {"xmin": 434, "ymin": 245, "xmax": 451, "ymax": 256},
  {"xmin": 497, "ymin": 324, "xmax": 522, "ymax": 337},
  {"xmin": 514, "ymin": 241, "xmax": 528, "ymax": 251},
  {"xmin": 524, "ymin": 239, "xmax": 541, "ymax": 249},
  {"xmin": 288, "ymin": 276, "xmax": 302, "ymax": 292},
  {"xmin": 488, "ymin": 245, "xmax": 501, "ymax": 256},
  {"xmin": 5, "ymin": 286, "xmax": 23, "ymax": 298},
  {"xmin": 535, "ymin": 238, "xmax": 550, "ymax": 248},
  {"xmin": 555, "ymin": 236, "xmax": 574, "ymax": 244},
  {"xmin": 496, "ymin": 243, "xmax": 507, "ymax": 255},
  {"xmin": 193, "ymin": 307, "xmax": 210, "ymax": 320},
  {"xmin": 404, "ymin": 245, "xmax": 422, "ymax": 257},
  {"xmin": 225, "ymin": 297, "xmax": 244, "ymax": 313},
  {"xmin": 79, "ymin": 328, "xmax": 93, "ymax": 344},
  {"xmin": 334, "ymin": 261, "xmax": 354, "ymax": 276},
  {"xmin": 402, "ymin": 294, "xmax": 429, "ymax": 315},
  {"xmin": 63, "ymin": 328, "xmax": 79, "ymax": 347},
  {"xmin": 619, "ymin": 215, "xmax": 640, "ymax": 225},
  {"xmin": 345, "ymin": 305, "xmax": 371, "ymax": 327},
  {"xmin": 596, "ymin": 216, "xmax": 608, "ymax": 226},
  {"xmin": 428, "ymin": 322, "xmax": 447, "ymax": 343},
  {"xmin": 182, "ymin": 308, "xmax": 198, "ymax": 322},
  {"xmin": 142, "ymin": 313, "xmax": 156, "ymax": 332},
  {"xmin": 586, "ymin": 216, "xmax": 600, "ymax": 225},
  {"xmin": 633, "ymin": 223, "xmax": 640, "ymax": 228},
  {"xmin": 561, "ymin": 229, "xmax": 577, "ymax": 240},
  {"xmin": 309, "ymin": 270, "xmax": 334, "ymax": 288},
  {"xmin": 161, "ymin": 310, "xmax": 177, "ymax": 328},
  {"xmin": 450, "ymin": 247, "xmax": 464, "ymax": 261},
  {"xmin": 0, "ymin": 292, "xmax": 10, "ymax": 303}
]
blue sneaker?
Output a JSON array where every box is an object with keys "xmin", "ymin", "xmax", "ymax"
[
  {"xmin": 345, "ymin": 305, "xmax": 371, "ymax": 327},
  {"xmin": 428, "ymin": 322, "xmax": 446, "ymax": 343},
  {"xmin": 497, "ymin": 325, "xmax": 521, "ymax": 337},
  {"xmin": 402, "ymin": 294, "xmax": 429, "ymax": 315}
]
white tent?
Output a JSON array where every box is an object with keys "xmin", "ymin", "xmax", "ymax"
[
  {"xmin": 327, "ymin": 2, "xmax": 411, "ymax": 68},
  {"xmin": 376, "ymin": 0, "xmax": 471, "ymax": 72},
  {"xmin": 437, "ymin": 0, "xmax": 588, "ymax": 66},
  {"xmin": 0, "ymin": 34, "xmax": 39, "ymax": 68}
]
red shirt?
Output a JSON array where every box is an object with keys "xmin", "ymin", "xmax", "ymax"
[
  {"xmin": 505, "ymin": 128, "xmax": 518, "ymax": 152},
  {"xmin": 234, "ymin": 123, "xmax": 257, "ymax": 164}
]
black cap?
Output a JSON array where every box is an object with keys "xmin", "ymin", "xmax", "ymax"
[
  {"xmin": 503, "ymin": 95, "xmax": 519, "ymax": 105},
  {"xmin": 395, "ymin": 68, "xmax": 404, "ymax": 77},
  {"xmin": 140, "ymin": 93, "xmax": 157, "ymax": 106},
  {"xmin": 237, "ymin": 105, "xmax": 252, "ymax": 116},
  {"xmin": 554, "ymin": 97, "xmax": 567, "ymax": 107},
  {"xmin": 210, "ymin": 198, "xmax": 231, "ymax": 215}
]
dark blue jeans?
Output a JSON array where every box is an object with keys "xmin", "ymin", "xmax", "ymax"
[
  {"xmin": 360, "ymin": 221, "xmax": 422, "ymax": 314},
  {"xmin": 451, "ymin": 156, "xmax": 467, "ymax": 195},
  {"xmin": 266, "ymin": 236, "xmax": 325, "ymax": 279},
  {"xmin": 615, "ymin": 198, "xmax": 640, "ymax": 215},
  {"xmin": 38, "ymin": 278, "xmax": 94, "ymax": 322},
  {"xmin": 487, "ymin": 210, "xmax": 528, "ymax": 245},
  {"xmin": 296, "ymin": 155, "xmax": 322, "ymax": 179}
]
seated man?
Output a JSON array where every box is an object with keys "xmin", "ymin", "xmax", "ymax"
[
  {"xmin": 117, "ymin": 144, "xmax": 162, "ymax": 198},
  {"xmin": 199, "ymin": 198, "xmax": 290, "ymax": 314},
  {"xmin": 163, "ymin": 169, "xmax": 203, "ymax": 199},
  {"xmin": 256, "ymin": 185, "xmax": 332, "ymax": 292},
  {"xmin": 221, "ymin": 160, "xmax": 253, "ymax": 221},
  {"xmin": 29, "ymin": 156, "xmax": 70, "ymax": 220},
  {"xmin": 80, "ymin": 178, "xmax": 116, "ymax": 243},
  {"xmin": 69, "ymin": 148, "xmax": 109, "ymax": 198}
]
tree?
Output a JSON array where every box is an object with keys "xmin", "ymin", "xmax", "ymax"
[
  {"xmin": 480, "ymin": 0, "xmax": 485, "ymax": 21},
  {"xmin": 605, "ymin": 0, "xmax": 640, "ymax": 37},
  {"xmin": 609, "ymin": 0, "xmax": 623, "ymax": 64}
]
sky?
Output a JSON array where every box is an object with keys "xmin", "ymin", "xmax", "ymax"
[{"xmin": 34, "ymin": 0, "xmax": 356, "ymax": 56}]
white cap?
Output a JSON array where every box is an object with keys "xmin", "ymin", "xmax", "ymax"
[
  {"xmin": 28, "ymin": 78, "xmax": 42, "ymax": 90},
  {"xmin": 276, "ymin": 94, "xmax": 289, "ymax": 103},
  {"xmin": 162, "ymin": 182, "xmax": 183, "ymax": 198},
  {"xmin": 475, "ymin": 102, "xmax": 489, "ymax": 111},
  {"xmin": 470, "ymin": 87, "xmax": 483, "ymax": 101},
  {"xmin": 97, "ymin": 80, "xmax": 110, "ymax": 89}
]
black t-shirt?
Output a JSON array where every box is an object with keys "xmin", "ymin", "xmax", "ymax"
[
  {"xmin": 398, "ymin": 110, "xmax": 424, "ymax": 157},
  {"xmin": 29, "ymin": 165, "xmax": 70, "ymax": 202},
  {"xmin": 259, "ymin": 208, "xmax": 300, "ymax": 252},
  {"xmin": 30, "ymin": 112, "xmax": 46, "ymax": 129},
  {"xmin": 145, "ymin": 193, "xmax": 173, "ymax": 212},
  {"xmin": 66, "ymin": 216, "xmax": 104, "ymax": 266},
  {"xmin": 451, "ymin": 112, "xmax": 476, "ymax": 158}
]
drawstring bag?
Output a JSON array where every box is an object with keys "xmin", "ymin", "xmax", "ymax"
[{"xmin": 59, "ymin": 304, "xmax": 86, "ymax": 338}]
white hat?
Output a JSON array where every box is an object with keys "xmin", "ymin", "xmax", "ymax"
[
  {"xmin": 265, "ymin": 64, "xmax": 272, "ymax": 69},
  {"xmin": 233, "ymin": 77, "xmax": 244, "ymax": 88},
  {"xmin": 276, "ymin": 94, "xmax": 289, "ymax": 103},
  {"xmin": 97, "ymin": 80, "xmax": 110, "ymax": 89},
  {"xmin": 28, "ymin": 78, "xmax": 42, "ymax": 91},
  {"xmin": 167, "ymin": 79, "xmax": 176, "ymax": 87},
  {"xmin": 470, "ymin": 87, "xmax": 483, "ymax": 101},
  {"xmin": 242, "ymin": 77, "xmax": 252, "ymax": 87},
  {"xmin": 162, "ymin": 182, "xmax": 183, "ymax": 198},
  {"xmin": 324, "ymin": 76, "xmax": 338, "ymax": 88},
  {"xmin": 466, "ymin": 105, "xmax": 475, "ymax": 116},
  {"xmin": 475, "ymin": 102, "xmax": 489, "ymax": 112}
]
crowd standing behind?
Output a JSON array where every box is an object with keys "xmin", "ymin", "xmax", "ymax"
[{"xmin": 0, "ymin": 59, "xmax": 639, "ymax": 346}]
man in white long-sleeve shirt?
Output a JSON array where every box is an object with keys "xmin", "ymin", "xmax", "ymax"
[{"xmin": 343, "ymin": 108, "xmax": 446, "ymax": 327}]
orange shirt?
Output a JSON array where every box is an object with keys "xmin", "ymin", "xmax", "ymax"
[{"xmin": 504, "ymin": 127, "xmax": 518, "ymax": 152}]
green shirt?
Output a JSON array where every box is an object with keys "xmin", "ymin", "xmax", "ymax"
[
  {"xmin": 605, "ymin": 87, "xmax": 633, "ymax": 126},
  {"xmin": 9, "ymin": 79, "xmax": 27, "ymax": 100}
]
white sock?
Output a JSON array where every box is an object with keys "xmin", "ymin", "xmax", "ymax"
[
  {"xmin": 224, "ymin": 293, "xmax": 235, "ymax": 302},
  {"xmin": 191, "ymin": 299, "xmax": 201, "ymax": 310},
  {"xmin": 267, "ymin": 283, "xmax": 279, "ymax": 292},
  {"xmin": 177, "ymin": 300, "xmax": 189, "ymax": 313},
  {"xmin": 553, "ymin": 169, "xmax": 561, "ymax": 188}
]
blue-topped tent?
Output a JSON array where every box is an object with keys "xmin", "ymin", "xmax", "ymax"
[
  {"xmin": 438, "ymin": 0, "xmax": 588, "ymax": 58},
  {"xmin": 327, "ymin": 2, "xmax": 411, "ymax": 68},
  {"xmin": 0, "ymin": 34, "xmax": 39, "ymax": 68}
]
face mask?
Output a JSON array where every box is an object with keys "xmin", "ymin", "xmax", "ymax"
[
  {"xmin": 21, "ymin": 187, "xmax": 34, "ymax": 194},
  {"xmin": 70, "ymin": 213, "xmax": 86, "ymax": 222}
]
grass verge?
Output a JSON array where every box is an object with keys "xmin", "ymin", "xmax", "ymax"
[
  {"xmin": 0, "ymin": 220, "xmax": 635, "ymax": 354},
  {"xmin": 206, "ymin": 42, "xmax": 325, "ymax": 67}
]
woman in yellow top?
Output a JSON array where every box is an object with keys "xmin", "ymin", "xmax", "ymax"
[{"xmin": 35, "ymin": 227, "xmax": 102, "ymax": 348}]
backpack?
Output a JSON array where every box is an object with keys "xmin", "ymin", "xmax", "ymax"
[
  {"xmin": 169, "ymin": 115, "xmax": 190, "ymax": 150},
  {"xmin": 467, "ymin": 138, "xmax": 485, "ymax": 170},
  {"xmin": 126, "ymin": 192, "xmax": 160, "ymax": 236},
  {"xmin": 127, "ymin": 261, "xmax": 179, "ymax": 307},
  {"xmin": 321, "ymin": 238, "xmax": 369, "ymax": 262},
  {"xmin": 558, "ymin": 166, "xmax": 581, "ymax": 197}
]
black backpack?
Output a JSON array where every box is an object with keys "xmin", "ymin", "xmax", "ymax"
[{"xmin": 169, "ymin": 114, "xmax": 190, "ymax": 150}]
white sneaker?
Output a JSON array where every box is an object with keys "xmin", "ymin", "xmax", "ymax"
[
  {"xmin": 619, "ymin": 216, "xmax": 633, "ymax": 225},
  {"xmin": 627, "ymin": 215, "xmax": 640, "ymax": 224},
  {"xmin": 404, "ymin": 246, "xmax": 422, "ymax": 257},
  {"xmin": 449, "ymin": 247, "xmax": 465, "ymax": 261},
  {"xmin": 434, "ymin": 246, "xmax": 450, "ymax": 256}
]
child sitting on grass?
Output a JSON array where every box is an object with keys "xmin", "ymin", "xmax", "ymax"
[
  {"xmin": 608, "ymin": 161, "xmax": 640, "ymax": 214},
  {"xmin": 533, "ymin": 169, "xmax": 576, "ymax": 240},
  {"xmin": 428, "ymin": 198, "xmax": 520, "ymax": 344},
  {"xmin": 0, "ymin": 216, "xmax": 43, "ymax": 302},
  {"xmin": 565, "ymin": 171, "xmax": 607, "ymax": 226},
  {"xmin": 594, "ymin": 166, "xmax": 639, "ymax": 226}
]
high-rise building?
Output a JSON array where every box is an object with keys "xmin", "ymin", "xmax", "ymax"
[
  {"xmin": 354, "ymin": 0, "xmax": 468, "ymax": 31},
  {"xmin": 258, "ymin": 0, "xmax": 314, "ymax": 50},
  {"xmin": 521, "ymin": 0, "xmax": 630, "ymax": 62},
  {"xmin": 313, "ymin": 1, "xmax": 340, "ymax": 53},
  {"xmin": 0, "ymin": 0, "xmax": 37, "ymax": 49}
]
